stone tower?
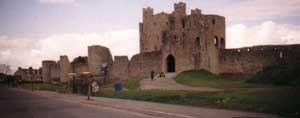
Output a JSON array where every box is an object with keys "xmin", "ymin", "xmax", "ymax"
[
  {"xmin": 59, "ymin": 55, "xmax": 71, "ymax": 82},
  {"xmin": 140, "ymin": 2, "xmax": 226, "ymax": 74},
  {"xmin": 42, "ymin": 60, "xmax": 59, "ymax": 82},
  {"xmin": 88, "ymin": 45, "xmax": 113, "ymax": 75}
]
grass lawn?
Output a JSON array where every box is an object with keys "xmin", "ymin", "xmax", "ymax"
[
  {"xmin": 123, "ymin": 79, "xmax": 140, "ymax": 90},
  {"xmin": 95, "ymin": 71, "xmax": 300, "ymax": 117},
  {"xmin": 18, "ymin": 72, "xmax": 300, "ymax": 117},
  {"xmin": 97, "ymin": 86, "xmax": 300, "ymax": 117},
  {"xmin": 174, "ymin": 70, "xmax": 257, "ymax": 89}
]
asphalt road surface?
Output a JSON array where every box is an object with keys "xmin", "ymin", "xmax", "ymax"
[
  {"xmin": 0, "ymin": 84, "xmax": 279, "ymax": 118},
  {"xmin": 0, "ymin": 85, "xmax": 152, "ymax": 118}
]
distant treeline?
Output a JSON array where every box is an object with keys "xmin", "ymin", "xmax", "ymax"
[{"xmin": 0, "ymin": 73, "xmax": 19, "ymax": 86}]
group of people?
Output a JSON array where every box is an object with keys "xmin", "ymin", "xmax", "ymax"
[{"xmin": 150, "ymin": 70, "xmax": 165, "ymax": 81}]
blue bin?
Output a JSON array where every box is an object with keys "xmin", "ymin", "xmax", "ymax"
[{"xmin": 114, "ymin": 82, "xmax": 122, "ymax": 92}]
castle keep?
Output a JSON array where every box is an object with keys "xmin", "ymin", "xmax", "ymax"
[
  {"xmin": 16, "ymin": 2, "xmax": 300, "ymax": 83},
  {"xmin": 140, "ymin": 2, "xmax": 225, "ymax": 74},
  {"xmin": 137, "ymin": 2, "xmax": 299, "ymax": 76}
]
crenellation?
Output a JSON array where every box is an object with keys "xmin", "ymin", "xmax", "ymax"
[
  {"xmin": 191, "ymin": 8, "xmax": 201, "ymax": 16},
  {"xmin": 173, "ymin": 2, "xmax": 186, "ymax": 16},
  {"xmin": 143, "ymin": 7, "xmax": 153, "ymax": 21}
]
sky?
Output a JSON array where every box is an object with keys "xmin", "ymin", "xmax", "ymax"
[{"xmin": 0, "ymin": 0, "xmax": 300, "ymax": 71}]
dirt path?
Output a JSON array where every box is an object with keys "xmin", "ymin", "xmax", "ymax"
[{"xmin": 140, "ymin": 73, "xmax": 222, "ymax": 92}]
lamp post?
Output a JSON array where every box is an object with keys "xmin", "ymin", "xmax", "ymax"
[
  {"xmin": 29, "ymin": 67, "xmax": 33, "ymax": 92},
  {"xmin": 68, "ymin": 73, "xmax": 76, "ymax": 94},
  {"xmin": 82, "ymin": 72, "xmax": 91, "ymax": 100}
]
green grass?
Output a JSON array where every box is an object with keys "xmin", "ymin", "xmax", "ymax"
[
  {"xmin": 123, "ymin": 79, "xmax": 140, "ymax": 90},
  {"xmin": 247, "ymin": 63, "xmax": 300, "ymax": 86},
  {"xmin": 17, "ymin": 74, "xmax": 300, "ymax": 117},
  {"xmin": 94, "ymin": 70, "xmax": 300, "ymax": 117},
  {"xmin": 96, "ymin": 87, "xmax": 300, "ymax": 117},
  {"xmin": 174, "ymin": 70, "xmax": 255, "ymax": 89},
  {"xmin": 20, "ymin": 83, "xmax": 65, "ymax": 93},
  {"xmin": 103, "ymin": 79, "xmax": 140, "ymax": 90}
]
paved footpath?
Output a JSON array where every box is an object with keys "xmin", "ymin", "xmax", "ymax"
[
  {"xmin": 12, "ymin": 87, "xmax": 282, "ymax": 118},
  {"xmin": 140, "ymin": 73, "xmax": 222, "ymax": 92}
]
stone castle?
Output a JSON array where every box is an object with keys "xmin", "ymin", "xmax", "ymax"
[{"xmin": 15, "ymin": 2, "xmax": 300, "ymax": 82}]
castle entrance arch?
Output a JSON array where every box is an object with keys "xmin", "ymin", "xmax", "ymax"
[{"xmin": 166, "ymin": 55, "xmax": 175, "ymax": 72}]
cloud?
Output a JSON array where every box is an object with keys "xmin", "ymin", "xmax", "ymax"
[
  {"xmin": 214, "ymin": 0, "xmax": 300, "ymax": 22},
  {"xmin": 226, "ymin": 21, "xmax": 300, "ymax": 48},
  {"xmin": 0, "ymin": 29, "xmax": 139, "ymax": 71},
  {"xmin": 1, "ymin": 21, "xmax": 300, "ymax": 72},
  {"xmin": 39, "ymin": 0, "xmax": 76, "ymax": 4}
]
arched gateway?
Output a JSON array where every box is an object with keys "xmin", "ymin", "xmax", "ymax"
[{"xmin": 166, "ymin": 55, "xmax": 175, "ymax": 72}]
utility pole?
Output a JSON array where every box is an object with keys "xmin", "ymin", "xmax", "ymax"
[
  {"xmin": 88, "ymin": 78, "xmax": 91, "ymax": 100},
  {"xmin": 82, "ymin": 72, "xmax": 91, "ymax": 100},
  {"xmin": 68, "ymin": 73, "xmax": 76, "ymax": 94},
  {"xmin": 29, "ymin": 67, "xmax": 33, "ymax": 92}
]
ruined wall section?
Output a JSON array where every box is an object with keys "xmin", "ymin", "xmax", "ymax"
[
  {"xmin": 128, "ymin": 51, "xmax": 162, "ymax": 79},
  {"xmin": 42, "ymin": 60, "xmax": 54, "ymax": 82},
  {"xmin": 59, "ymin": 55, "xmax": 72, "ymax": 82},
  {"xmin": 219, "ymin": 45, "xmax": 300, "ymax": 75},
  {"xmin": 110, "ymin": 56, "xmax": 129, "ymax": 81},
  {"xmin": 140, "ymin": 7, "xmax": 169, "ymax": 53},
  {"xmin": 50, "ymin": 61, "xmax": 60, "ymax": 82},
  {"xmin": 88, "ymin": 45, "xmax": 113, "ymax": 75},
  {"xmin": 42, "ymin": 60, "xmax": 59, "ymax": 82},
  {"xmin": 71, "ymin": 56, "xmax": 89, "ymax": 76},
  {"xmin": 128, "ymin": 54, "xmax": 142, "ymax": 78}
]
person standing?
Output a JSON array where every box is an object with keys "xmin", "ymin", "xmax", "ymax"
[{"xmin": 151, "ymin": 70, "xmax": 154, "ymax": 81}]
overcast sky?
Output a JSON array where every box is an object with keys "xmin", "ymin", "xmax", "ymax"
[{"xmin": 1, "ymin": 0, "xmax": 300, "ymax": 71}]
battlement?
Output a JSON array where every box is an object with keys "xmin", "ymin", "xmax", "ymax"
[
  {"xmin": 191, "ymin": 8, "xmax": 201, "ymax": 15},
  {"xmin": 60, "ymin": 55, "xmax": 68, "ymax": 59},
  {"xmin": 143, "ymin": 7, "xmax": 153, "ymax": 20},
  {"xmin": 174, "ymin": 2, "xmax": 186, "ymax": 15}
]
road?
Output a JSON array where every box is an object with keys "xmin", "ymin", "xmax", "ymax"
[
  {"xmin": 0, "ymin": 85, "xmax": 280, "ymax": 118},
  {"xmin": 0, "ymin": 85, "xmax": 152, "ymax": 118}
]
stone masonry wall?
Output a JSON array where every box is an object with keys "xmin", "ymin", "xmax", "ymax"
[
  {"xmin": 128, "ymin": 50, "xmax": 162, "ymax": 79},
  {"xmin": 154, "ymin": 2, "xmax": 226, "ymax": 74},
  {"xmin": 140, "ymin": 7, "xmax": 169, "ymax": 53},
  {"xmin": 42, "ymin": 60, "xmax": 59, "ymax": 82},
  {"xmin": 88, "ymin": 45, "xmax": 113, "ymax": 75},
  {"xmin": 50, "ymin": 61, "xmax": 60, "ymax": 82},
  {"xmin": 110, "ymin": 56, "xmax": 129, "ymax": 81},
  {"xmin": 59, "ymin": 55, "xmax": 72, "ymax": 82},
  {"xmin": 219, "ymin": 45, "xmax": 300, "ymax": 75},
  {"xmin": 71, "ymin": 56, "xmax": 89, "ymax": 76}
]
